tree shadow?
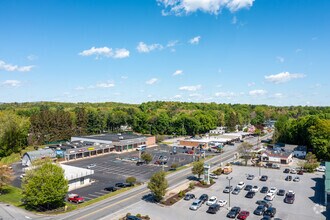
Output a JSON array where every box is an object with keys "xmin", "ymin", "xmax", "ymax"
[{"xmin": 141, "ymin": 193, "xmax": 157, "ymax": 203}]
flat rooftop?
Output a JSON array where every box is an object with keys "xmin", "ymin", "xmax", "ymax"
[{"xmin": 74, "ymin": 133, "xmax": 146, "ymax": 142}]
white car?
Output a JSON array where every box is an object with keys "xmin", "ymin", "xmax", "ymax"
[
  {"xmin": 209, "ymin": 173, "xmax": 218, "ymax": 179},
  {"xmin": 316, "ymin": 166, "xmax": 326, "ymax": 172},
  {"xmin": 87, "ymin": 164, "xmax": 96, "ymax": 169},
  {"xmin": 250, "ymin": 185, "xmax": 260, "ymax": 192},
  {"xmin": 268, "ymin": 187, "xmax": 277, "ymax": 194},
  {"xmin": 206, "ymin": 196, "xmax": 217, "ymax": 206},
  {"xmin": 290, "ymin": 169, "xmax": 297, "ymax": 174},
  {"xmin": 218, "ymin": 200, "xmax": 228, "ymax": 207},
  {"xmin": 265, "ymin": 193, "xmax": 275, "ymax": 201},
  {"xmin": 236, "ymin": 181, "xmax": 246, "ymax": 189}
]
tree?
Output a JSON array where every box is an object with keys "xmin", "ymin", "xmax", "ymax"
[
  {"xmin": 147, "ymin": 171, "xmax": 168, "ymax": 202},
  {"xmin": 238, "ymin": 142, "xmax": 253, "ymax": 166},
  {"xmin": 0, "ymin": 163, "xmax": 13, "ymax": 192},
  {"xmin": 192, "ymin": 160, "xmax": 204, "ymax": 179},
  {"xmin": 170, "ymin": 163, "xmax": 179, "ymax": 170},
  {"xmin": 141, "ymin": 152, "xmax": 152, "ymax": 164},
  {"xmin": 301, "ymin": 152, "xmax": 320, "ymax": 172},
  {"xmin": 126, "ymin": 176, "xmax": 136, "ymax": 185},
  {"xmin": 22, "ymin": 159, "xmax": 68, "ymax": 211}
]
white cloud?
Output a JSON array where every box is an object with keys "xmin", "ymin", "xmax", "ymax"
[
  {"xmin": 158, "ymin": 0, "xmax": 255, "ymax": 16},
  {"xmin": 2, "ymin": 80, "xmax": 21, "ymax": 87},
  {"xmin": 189, "ymin": 93, "xmax": 201, "ymax": 97},
  {"xmin": 79, "ymin": 46, "xmax": 129, "ymax": 59},
  {"xmin": 173, "ymin": 70, "xmax": 183, "ymax": 76},
  {"xmin": 136, "ymin": 42, "xmax": 163, "ymax": 53},
  {"xmin": 96, "ymin": 83, "xmax": 115, "ymax": 88},
  {"xmin": 232, "ymin": 16, "xmax": 238, "ymax": 24},
  {"xmin": 247, "ymin": 82, "xmax": 255, "ymax": 87},
  {"xmin": 215, "ymin": 91, "xmax": 236, "ymax": 99},
  {"xmin": 179, "ymin": 85, "xmax": 201, "ymax": 91},
  {"xmin": 249, "ymin": 89, "xmax": 267, "ymax": 96},
  {"xmin": 276, "ymin": 56, "xmax": 285, "ymax": 63},
  {"xmin": 0, "ymin": 60, "xmax": 34, "ymax": 72},
  {"xmin": 189, "ymin": 36, "xmax": 201, "ymax": 45},
  {"xmin": 173, "ymin": 94, "xmax": 182, "ymax": 99},
  {"xmin": 167, "ymin": 40, "xmax": 179, "ymax": 47},
  {"xmin": 265, "ymin": 72, "xmax": 306, "ymax": 84},
  {"xmin": 273, "ymin": 93, "xmax": 283, "ymax": 98},
  {"xmin": 75, "ymin": 86, "xmax": 85, "ymax": 90},
  {"xmin": 146, "ymin": 78, "xmax": 159, "ymax": 85},
  {"xmin": 27, "ymin": 54, "xmax": 38, "ymax": 61},
  {"xmin": 147, "ymin": 94, "xmax": 153, "ymax": 98},
  {"xmin": 113, "ymin": 48, "xmax": 130, "ymax": 58}
]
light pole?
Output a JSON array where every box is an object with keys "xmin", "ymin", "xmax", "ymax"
[{"xmin": 226, "ymin": 176, "xmax": 233, "ymax": 209}]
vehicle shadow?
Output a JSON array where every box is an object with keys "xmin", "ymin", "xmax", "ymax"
[{"xmin": 309, "ymin": 177, "xmax": 327, "ymax": 218}]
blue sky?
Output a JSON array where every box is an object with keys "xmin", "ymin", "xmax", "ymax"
[{"xmin": 0, "ymin": 0, "xmax": 329, "ymax": 106}]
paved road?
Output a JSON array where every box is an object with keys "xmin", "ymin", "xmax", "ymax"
[{"xmin": 57, "ymin": 134, "xmax": 268, "ymax": 220}]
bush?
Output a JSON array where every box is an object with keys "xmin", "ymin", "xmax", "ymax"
[
  {"xmin": 136, "ymin": 214, "xmax": 141, "ymax": 218},
  {"xmin": 125, "ymin": 213, "xmax": 131, "ymax": 217},
  {"xmin": 171, "ymin": 163, "xmax": 179, "ymax": 170},
  {"xmin": 200, "ymin": 180, "xmax": 206, "ymax": 185},
  {"xmin": 210, "ymin": 179, "xmax": 215, "ymax": 184},
  {"xmin": 126, "ymin": 176, "xmax": 136, "ymax": 184},
  {"xmin": 178, "ymin": 190, "xmax": 185, "ymax": 198},
  {"xmin": 189, "ymin": 182, "xmax": 195, "ymax": 189},
  {"xmin": 145, "ymin": 215, "xmax": 150, "ymax": 220},
  {"xmin": 213, "ymin": 168, "xmax": 222, "ymax": 175}
]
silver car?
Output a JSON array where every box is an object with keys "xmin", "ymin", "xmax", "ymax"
[{"xmin": 190, "ymin": 199, "xmax": 202, "ymax": 210}]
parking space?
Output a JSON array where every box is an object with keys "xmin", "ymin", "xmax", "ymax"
[
  {"xmin": 115, "ymin": 165, "xmax": 326, "ymax": 220},
  {"xmin": 65, "ymin": 144, "xmax": 209, "ymax": 202}
]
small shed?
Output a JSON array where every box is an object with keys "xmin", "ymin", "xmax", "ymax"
[{"xmin": 22, "ymin": 148, "xmax": 56, "ymax": 166}]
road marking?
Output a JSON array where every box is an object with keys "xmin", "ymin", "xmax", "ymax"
[
  {"xmin": 95, "ymin": 192, "xmax": 106, "ymax": 195},
  {"xmin": 76, "ymin": 188, "xmax": 150, "ymax": 220},
  {"xmin": 88, "ymin": 194, "xmax": 99, "ymax": 198}
]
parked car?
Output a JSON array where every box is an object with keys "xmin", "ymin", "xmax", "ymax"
[
  {"xmin": 227, "ymin": 207, "xmax": 241, "ymax": 218},
  {"xmin": 87, "ymin": 164, "xmax": 96, "ymax": 169},
  {"xmin": 218, "ymin": 200, "xmax": 227, "ymax": 207},
  {"xmin": 316, "ymin": 166, "xmax": 326, "ymax": 172},
  {"xmin": 277, "ymin": 189, "xmax": 285, "ymax": 196},
  {"xmin": 223, "ymin": 186, "xmax": 233, "ymax": 193},
  {"xmin": 265, "ymin": 193, "xmax": 275, "ymax": 201},
  {"xmin": 206, "ymin": 196, "xmax": 217, "ymax": 206},
  {"xmin": 298, "ymin": 170, "xmax": 304, "ymax": 175},
  {"xmin": 284, "ymin": 190, "xmax": 295, "ymax": 204},
  {"xmin": 256, "ymin": 200, "xmax": 272, "ymax": 208},
  {"xmin": 126, "ymin": 216, "xmax": 141, "ymax": 220},
  {"xmin": 260, "ymin": 186, "xmax": 269, "ymax": 193},
  {"xmin": 237, "ymin": 210, "xmax": 250, "ymax": 220},
  {"xmin": 136, "ymin": 161, "xmax": 146, "ymax": 166},
  {"xmin": 115, "ymin": 182, "xmax": 126, "ymax": 188},
  {"xmin": 209, "ymin": 173, "xmax": 218, "ymax": 179},
  {"xmin": 104, "ymin": 186, "xmax": 118, "ymax": 192},
  {"xmin": 67, "ymin": 193, "xmax": 84, "ymax": 203},
  {"xmin": 245, "ymin": 191, "xmax": 256, "ymax": 198},
  {"xmin": 247, "ymin": 174, "xmax": 255, "ymax": 180},
  {"xmin": 285, "ymin": 175, "xmax": 292, "ymax": 181},
  {"xmin": 264, "ymin": 207, "xmax": 277, "ymax": 218},
  {"xmin": 189, "ymin": 199, "xmax": 202, "ymax": 210},
  {"xmin": 290, "ymin": 168, "xmax": 297, "ymax": 174},
  {"xmin": 284, "ymin": 168, "xmax": 290, "ymax": 173},
  {"xmin": 123, "ymin": 182, "xmax": 134, "ymax": 187},
  {"xmin": 260, "ymin": 175, "xmax": 268, "ymax": 181},
  {"xmin": 184, "ymin": 194, "xmax": 195, "ymax": 201},
  {"xmin": 254, "ymin": 205, "xmax": 267, "ymax": 215},
  {"xmin": 232, "ymin": 187, "xmax": 241, "ymax": 195},
  {"xmin": 136, "ymin": 145, "xmax": 146, "ymax": 151},
  {"xmin": 236, "ymin": 181, "xmax": 246, "ymax": 189},
  {"xmin": 272, "ymin": 164, "xmax": 280, "ymax": 169},
  {"xmin": 293, "ymin": 176, "xmax": 300, "ymax": 182},
  {"xmin": 251, "ymin": 185, "xmax": 260, "ymax": 192},
  {"xmin": 268, "ymin": 187, "xmax": 277, "ymax": 194},
  {"xmin": 199, "ymin": 194, "xmax": 209, "ymax": 203},
  {"xmin": 187, "ymin": 150, "xmax": 194, "ymax": 154},
  {"xmin": 244, "ymin": 185, "xmax": 253, "ymax": 191},
  {"xmin": 206, "ymin": 203, "xmax": 220, "ymax": 214}
]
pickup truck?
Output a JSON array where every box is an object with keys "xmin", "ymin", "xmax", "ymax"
[{"xmin": 67, "ymin": 194, "xmax": 84, "ymax": 203}]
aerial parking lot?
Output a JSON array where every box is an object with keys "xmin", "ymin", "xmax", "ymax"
[
  {"xmin": 113, "ymin": 165, "xmax": 327, "ymax": 220},
  {"xmin": 65, "ymin": 144, "xmax": 212, "ymax": 202}
]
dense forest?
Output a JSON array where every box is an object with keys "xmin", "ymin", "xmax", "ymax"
[{"xmin": 0, "ymin": 101, "xmax": 329, "ymax": 159}]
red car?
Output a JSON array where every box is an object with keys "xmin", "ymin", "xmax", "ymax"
[
  {"xmin": 237, "ymin": 210, "xmax": 250, "ymax": 220},
  {"xmin": 187, "ymin": 150, "xmax": 194, "ymax": 154},
  {"xmin": 68, "ymin": 193, "xmax": 84, "ymax": 203}
]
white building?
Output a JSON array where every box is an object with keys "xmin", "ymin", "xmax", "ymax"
[
  {"xmin": 60, "ymin": 164, "xmax": 94, "ymax": 191},
  {"xmin": 209, "ymin": 127, "xmax": 226, "ymax": 135},
  {"xmin": 293, "ymin": 146, "xmax": 307, "ymax": 158},
  {"xmin": 261, "ymin": 151, "xmax": 293, "ymax": 164}
]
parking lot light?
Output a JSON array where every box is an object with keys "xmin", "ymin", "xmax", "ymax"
[{"xmin": 226, "ymin": 176, "xmax": 233, "ymax": 209}]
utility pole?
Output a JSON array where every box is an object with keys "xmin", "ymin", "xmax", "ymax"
[{"xmin": 226, "ymin": 176, "xmax": 233, "ymax": 209}]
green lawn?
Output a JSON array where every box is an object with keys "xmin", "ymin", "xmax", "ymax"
[{"xmin": 0, "ymin": 185, "xmax": 23, "ymax": 206}]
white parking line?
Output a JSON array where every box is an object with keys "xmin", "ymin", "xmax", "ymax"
[
  {"xmin": 88, "ymin": 194, "xmax": 99, "ymax": 198},
  {"xmin": 94, "ymin": 192, "xmax": 106, "ymax": 195}
]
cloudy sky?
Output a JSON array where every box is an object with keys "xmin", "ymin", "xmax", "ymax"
[{"xmin": 0, "ymin": 0, "xmax": 329, "ymax": 106}]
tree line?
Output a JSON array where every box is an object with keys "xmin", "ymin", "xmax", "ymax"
[{"xmin": 0, "ymin": 101, "xmax": 329, "ymax": 159}]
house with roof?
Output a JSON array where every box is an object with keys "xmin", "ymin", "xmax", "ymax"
[
  {"xmin": 22, "ymin": 148, "xmax": 56, "ymax": 166},
  {"xmin": 260, "ymin": 150, "xmax": 293, "ymax": 164},
  {"xmin": 293, "ymin": 145, "xmax": 307, "ymax": 158}
]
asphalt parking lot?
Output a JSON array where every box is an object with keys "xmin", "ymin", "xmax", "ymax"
[
  {"xmin": 113, "ymin": 165, "xmax": 327, "ymax": 220},
  {"xmin": 65, "ymin": 144, "xmax": 212, "ymax": 202}
]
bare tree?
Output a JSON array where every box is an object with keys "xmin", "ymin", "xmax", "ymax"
[{"xmin": 238, "ymin": 142, "xmax": 253, "ymax": 166}]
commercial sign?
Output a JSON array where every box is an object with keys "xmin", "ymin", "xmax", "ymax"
[
  {"xmin": 78, "ymin": 149, "xmax": 85, "ymax": 152},
  {"xmin": 69, "ymin": 150, "xmax": 75, "ymax": 154},
  {"xmin": 88, "ymin": 147, "xmax": 95, "ymax": 151}
]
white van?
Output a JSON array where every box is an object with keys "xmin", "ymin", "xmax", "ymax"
[{"xmin": 136, "ymin": 145, "xmax": 147, "ymax": 151}]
